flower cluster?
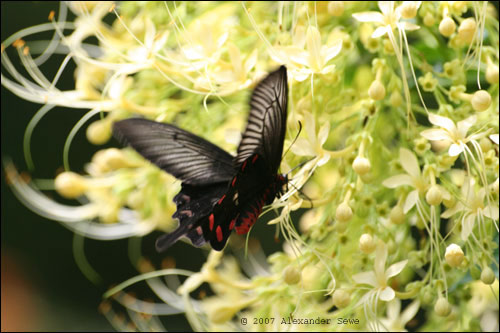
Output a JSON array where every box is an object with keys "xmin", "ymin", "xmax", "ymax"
[{"xmin": 2, "ymin": 1, "xmax": 498, "ymax": 331}]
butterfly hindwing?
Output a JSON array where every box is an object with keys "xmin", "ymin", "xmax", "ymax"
[
  {"xmin": 113, "ymin": 118, "xmax": 235, "ymax": 186},
  {"xmin": 155, "ymin": 182, "xmax": 228, "ymax": 252}
]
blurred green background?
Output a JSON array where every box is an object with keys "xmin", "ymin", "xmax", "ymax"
[
  {"xmin": 1, "ymin": 2, "xmax": 282, "ymax": 331},
  {"xmin": 0, "ymin": 2, "xmax": 197, "ymax": 331}
]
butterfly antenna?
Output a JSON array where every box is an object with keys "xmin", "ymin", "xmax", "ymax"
[
  {"xmin": 282, "ymin": 121, "xmax": 302, "ymax": 160},
  {"xmin": 288, "ymin": 181, "xmax": 314, "ymax": 208},
  {"xmin": 285, "ymin": 157, "xmax": 315, "ymax": 176}
]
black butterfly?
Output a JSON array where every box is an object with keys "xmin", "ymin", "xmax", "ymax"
[{"xmin": 113, "ymin": 66, "xmax": 288, "ymax": 251}]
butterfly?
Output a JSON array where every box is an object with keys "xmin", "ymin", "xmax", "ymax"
[{"xmin": 113, "ymin": 66, "xmax": 288, "ymax": 251}]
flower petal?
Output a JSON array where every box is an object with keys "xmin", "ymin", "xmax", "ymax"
[
  {"xmin": 457, "ymin": 115, "xmax": 476, "ymax": 138},
  {"xmin": 421, "ymin": 129, "xmax": 451, "ymax": 141},
  {"xmin": 352, "ymin": 12, "xmax": 385, "ymax": 23},
  {"xmin": 378, "ymin": 1, "xmax": 394, "ymax": 16},
  {"xmin": 404, "ymin": 190, "xmax": 419, "ymax": 213},
  {"xmin": 306, "ymin": 26, "xmax": 323, "ymax": 69},
  {"xmin": 386, "ymin": 260, "xmax": 408, "ymax": 278},
  {"xmin": 379, "ymin": 286, "xmax": 395, "ymax": 302},
  {"xmin": 322, "ymin": 39, "xmax": 342, "ymax": 63},
  {"xmin": 428, "ymin": 113, "xmax": 456, "ymax": 132},
  {"xmin": 372, "ymin": 26, "xmax": 388, "ymax": 38},
  {"xmin": 461, "ymin": 214, "xmax": 475, "ymax": 240},
  {"xmin": 490, "ymin": 134, "xmax": 499, "ymax": 145},
  {"xmin": 401, "ymin": 300, "xmax": 420, "ymax": 325},
  {"xmin": 352, "ymin": 271, "xmax": 378, "ymax": 287},
  {"xmin": 483, "ymin": 205, "xmax": 499, "ymax": 220},
  {"xmin": 383, "ymin": 174, "xmax": 414, "ymax": 188},
  {"xmin": 400, "ymin": 148, "xmax": 421, "ymax": 178},
  {"xmin": 291, "ymin": 138, "xmax": 315, "ymax": 156},
  {"xmin": 374, "ymin": 243, "xmax": 388, "ymax": 278},
  {"xmin": 441, "ymin": 203, "xmax": 462, "ymax": 218},
  {"xmin": 448, "ymin": 143, "xmax": 464, "ymax": 156},
  {"xmin": 318, "ymin": 122, "xmax": 331, "ymax": 146}
]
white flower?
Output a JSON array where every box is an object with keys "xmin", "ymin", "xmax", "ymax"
[
  {"xmin": 291, "ymin": 112, "xmax": 331, "ymax": 166},
  {"xmin": 271, "ymin": 25, "xmax": 342, "ymax": 82},
  {"xmin": 441, "ymin": 177, "xmax": 499, "ymax": 240},
  {"xmin": 353, "ymin": 242, "xmax": 408, "ymax": 303},
  {"xmin": 352, "ymin": 1, "xmax": 420, "ymax": 38},
  {"xmin": 420, "ymin": 114, "xmax": 483, "ymax": 157},
  {"xmin": 383, "ymin": 148, "xmax": 429, "ymax": 213},
  {"xmin": 377, "ymin": 299, "xmax": 420, "ymax": 332}
]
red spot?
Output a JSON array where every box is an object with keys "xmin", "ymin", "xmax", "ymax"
[
  {"xmin": 216, "ymin": 226, "xmax": 223, "ymax": 242},
  {"xmin": 231, "ymin": 176, "xmax": 237, "ymax": 187},
  {"xmin": 209, "ymin": 214, "xmax": 214, "ymax": 231},
  {"xmin": 218, "ymin": 194, "xmax": 226, "ymax": 205},
  {"xmin": 242, "ymin": 160, "xmax": 247, "ymax": 171},
  {"xmin": 252, "ymin": 154, "xmax": 259, "ymax": 163},
  {"xmin": 196, "ymin": 226, "xmax": 203, "ymax": 235},
  {"xmin": 229, "ymin": 219, "xmax": 236, "ymax": 230}
]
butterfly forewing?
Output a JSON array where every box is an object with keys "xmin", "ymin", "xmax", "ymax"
[
  {"xmin": 113, "ymin": 118, "xmax": 235, "ymax": 185},
  {"xmin": 235, "ymin": 66, "xmax": 288, "ymax": 174}
]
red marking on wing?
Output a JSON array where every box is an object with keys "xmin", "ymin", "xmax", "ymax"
[
  {"xmin": 231, "ymin": 176, "xmax": 237, "ymax": 187},
  {"xmin": 209, "ymin": 214, "xmax": 214, "ymax": 231},
  {"xmin": 218, "ymin": 194, "xmax": 226, "ymax": 205},
  {"xmin": 235, "ymin": 202, "xmax": 264, "ymax": 235},
  {"xmin": 216, "ymin": 226, "xmax": 223, "ymax": 242},
  {"xmin": 252, "ymin": 154, "xmax": 259, "ymax": 163},
  {"xmin": 242, "ymin": 160, "xmax": 248, "ymax": 171},
  {"xmin": 229, "ymin": 219, "xmax": 236, "ymax": 230}
]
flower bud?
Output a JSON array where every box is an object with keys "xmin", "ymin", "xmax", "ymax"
[
  {"xmin": 87, "ymin": 119, "xmax": 112, "ymax": 145},
  {"xmin": 328, "ymin": 1, "xmax": 344, "ymax": 16},
  {"xmin": 332, "ymin": 289, "xmax": 351, "ymax": 308},
  {"xmin": 423, "ymin": 12, "xmax": 435, "ymax": 27},
  {"xmin": 302, "ymin": 264, "xmax": 323, "ymax": 291},
  {"xmin": 389, "ymin": 205, "xmax": 405, "ymax": 224},
  {"xmin": 471, "ymin": 90, "xmax": 491, "ymax": 112},
  {"xmin": 457, "ymin": 18, "xmax": 476, "ymax": 43},
  {"xmin": 390, "ymin": 90, "xmax": 403, "ymax": 107},
  {"xmin": 479, "ymin": 137, "xmax": 492, "ymax": 152},
  {"xmin": 102, "ymin": 148, "xmax": 129, "ymax": 170},
  {"xmin": 481, "ymin": 266, "xmax": 495, "ymax": 285},
  {"xmin": 486, "ymin": 63, "xmax": 499, "ymax": 84},
  {"xmin": 426, "ymin": 185, "xmax": 443, "ymax": 206},
  {"xmin": 439, "ymin": 16, "xmax": 456, "ymax": 37},
  {"xmin": 284, "ymin": 266, "xmax": 301, "ymax": 285},
  {"xmin": 400, "ymin": 2, "xmax": 419, "ymax": 19},
  {"xmin": 444, "ymin": 243, "xmax": 464, "ymax": 267},
  {"xmin": 336, "ymin": 202, "xmax": 353, "ymax": 222},
  {"xmin": 434, "ymin": 297, "xmax": 451, "ymax": 317},
  {"xmin": 99, "ymin": 204, "xmax": 119, "ymax": 223},
  {"xmin": 368, "ymin": 80, "xmax": 386, "ymax": 100},
  {"xmin": 55, "ymin": 172, "xmax": 88, "ymax": 198},
  {"xmin": 353, "ymin": 156, "xmax": 371, "ymax": 175},
  {"xmin": 359, "ymin": 233, "xmax": 376, "ymax": 254}
]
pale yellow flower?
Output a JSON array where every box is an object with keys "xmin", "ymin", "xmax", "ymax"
[
  {"xmin": 377, "ymin": 299, "xmax": 420, "ymax": 332},
  {"xmin": 291, "ymin": 112, "xmax": 331, "ymax": 166},
  {"xmin": 383, "ymin": 148, "xmax": 429, "ymax": 213},
  {"xmin": 271, "ymin": 25, "xmax": 342, "ymax": 82},
  {"xmin": 353, "ymin": 242, "xmax": 408, "ymax": 303},
  {"xmin": 441, "ymin": 177, "xmax": 499, "ymax": 240},
  {"xmin": 352, "ymin": 1, "xmax": 420, "ymax": 38},
  {"xmin": 420, "ymin": 114, "xmax": 483, "ymax": 157}
]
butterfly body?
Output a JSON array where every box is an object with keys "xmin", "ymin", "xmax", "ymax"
[{"xmin": 113, "ymin": 66, "xmax": 288, "ymax": 251}]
